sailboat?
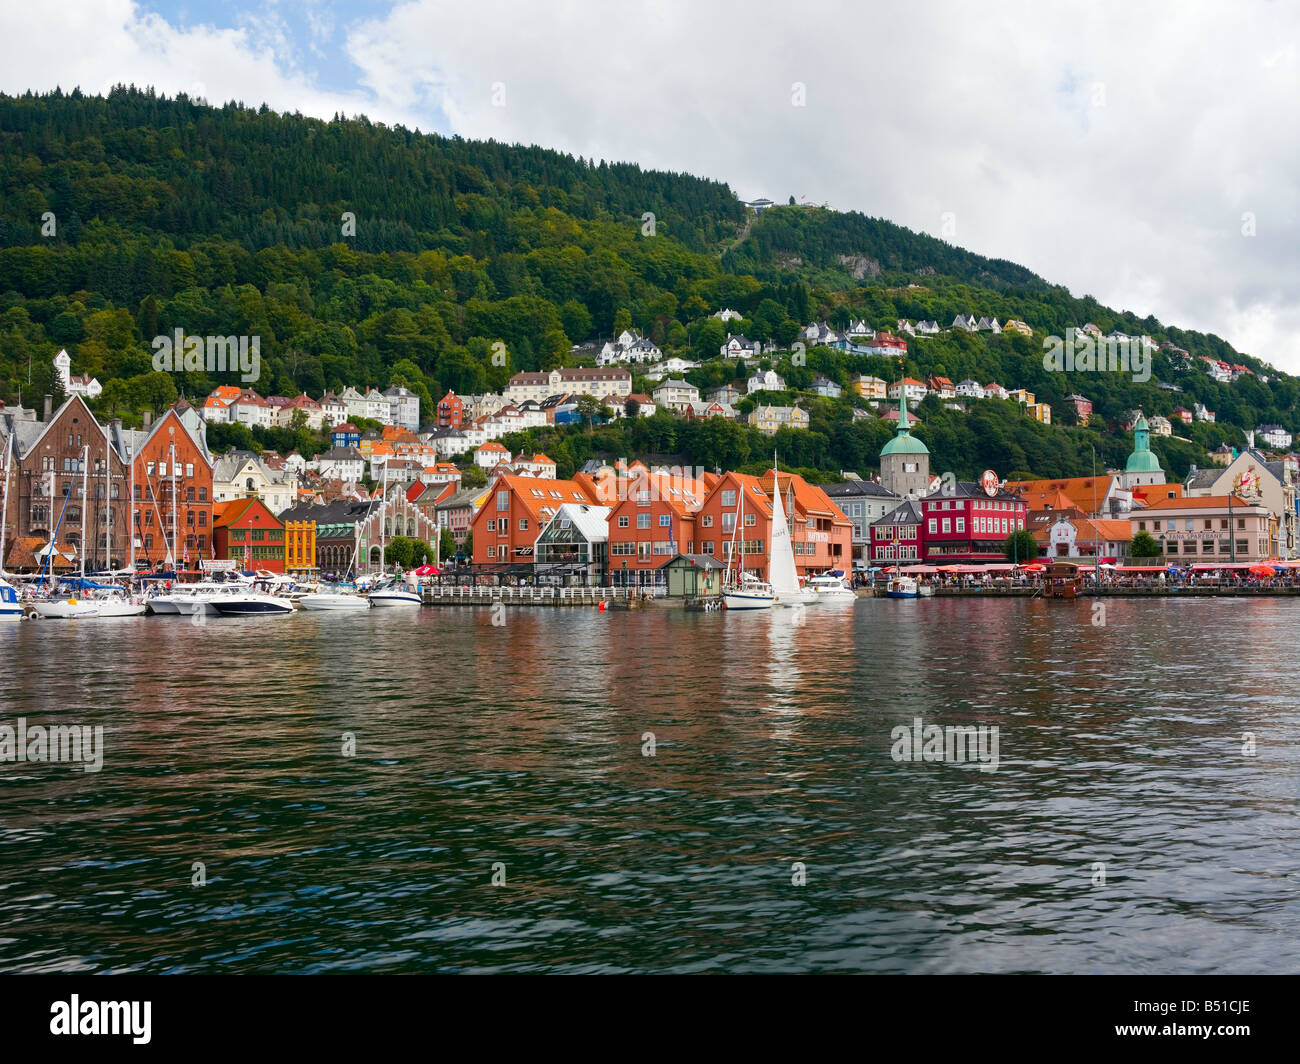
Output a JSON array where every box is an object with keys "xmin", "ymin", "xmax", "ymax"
[
  {"xmin": 767, "ymin": 466, "xmax": 817, "ymax": 607},
  {"xmin": 722, "ymin": 479, "xmax": 774, "ymax": 610}
]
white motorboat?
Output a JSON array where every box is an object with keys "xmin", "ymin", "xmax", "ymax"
[
  {"xmin": 809, "ymin": 570, "xmax": 856, "ymax": 601},
  {"xmin": 300, "ymin": 590, "xmax": 371, "ymax": 611},
  {"xmin": 723, "ymin": 571, "xmax": 775, "ymax": 610},
  {"xmin": 209, "ymin": 592, "xmax": 295, "ymax": 617},
  {"xmin": 0, "ymin": 579, "xmax": 24, "ymax": 620},
  {"xmin": 368, "ymin": 581, "xmax": 422, "ymax": 607},
  {"xmin": 885, "ymin": 575, "xmax": 919, "ymax": 599}
]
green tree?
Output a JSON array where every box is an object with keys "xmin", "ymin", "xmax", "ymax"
[
  {"xmin": 1003, "ymin": 529, "xmax": 1039, "ymax": 562},
  {"xmin": 1130, "ymin": 530, "xmax": 1163, "ymax": 558}
]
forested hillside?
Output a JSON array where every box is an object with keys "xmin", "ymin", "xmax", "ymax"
[{"xmin": 0, "ymin": 87, "xmax": 1290, "ymax": 482}]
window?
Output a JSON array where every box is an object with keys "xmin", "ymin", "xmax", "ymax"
[
  {"xmin": 637, "ymin": 513, "xmax": 650, "ymax": 529},
  {"xmin": 956, "ymin": 518, "xmax": 965, "ymax": 533},
  {"xmin": 487, "ymin": 546, "xmax": 496, "ymax": 558},
  {"xmin": 1202, "ymin": 540, "xmax": 1215, "ymax": 553},
  {"xmin": 186, "ymin": 464, "xmax": 194, "ymax": 478},
  {"xmin": 519, "ymin": 519, "xmax": 528, "ymax": 531},
  {"xmin": 1167, "ymin": 542, "xmax": 1179, "ymax": 554},
  {"xmin": 1138, "ymin": 521, "xmax": 1146, "ymax": 531},
  {"xmin": 611, "ymin": 542, "xmax": 636, "ymax": 555},
  {"xmin": 1237, "ymin": 519, "xmax": 1246, "ymax": 530},
  {"xmin": 1236, "ymin": 539, "xmax": 1248, "ymax": 554},
  {"xmin": 199, "ymin": 488, "xmax": 207, "ymax": 502},
  {"xmin": 618, "ymin": 515, "xmax": 629, "ymax": 528},
  {"xmin": 1153, "ymin": 520, "xmax": 1161, "ymax": 531},
  {"xmin": 744, "ymin": 513, "xmax": 755, "ymax": 526},
  {"xmin": 1202, "ymin": 519, "xmax": 1211, "ymax": 530},
  {"xmin": 199, "ymin": 512, "xmax": 207, "ymax": 527},
  {"xmin": 497, "ymin": 491, "xmax": 509, "ymax": 511},
  {"xmin": 941, "ymin": 519, "xmax": 951, "ymax": 533},
  {"xmin": 1220, "ymin": 519, "xmax": 1228, "ymax": 530},
  {"xmin": 487, "ymin": 519, "xmax": 496, "ymax": 532},
  {"xmin": 637, "ymin": 491, "xmax": 650, "ymax": 505},
  {"xmin": 721, "ymin": 512, "xmax": 736, "ymax": 533},
  {"xmin": 701, "ymin": 541, "xmax": 714, "ymax": 555},
  {"xmin": 702, "ymin": 515, "xmax": 713, "ymax": 527},
  {"xmin": 721, "ymin": 490, "xmax": 737, "ymax": 507},
  {"xmin": 659, "ymin": 514, "xmax": 671, "ymax": 527},
  {"xmin": 1219, "ymin": 540, "xmax": 1232, "ymax": 554}
]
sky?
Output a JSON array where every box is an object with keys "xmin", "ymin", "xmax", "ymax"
[{"xmin": 1, "ymin": 0, "xmax": 1297, "ymax": 369}]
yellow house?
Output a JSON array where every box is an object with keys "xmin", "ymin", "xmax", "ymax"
[
  {"xmin": 1026, "ymin": 402, "xmax": 1052, "ymax": 425},
  {"xmin": 853, "ymin": 375, "xmax": 887, "ymax": 400},
  {"xmin": 747, "ymin": 405, "xmax": 810, "ymax": 436},
  {"xmin": 1003, "ymin": 319, "xmax": 1033, "ymax": 336},
  {"xmin": 284, "ymin": 520, "xmax": 317, "ymax": 573},
  {"xmin": 1007, "ymin": 388, "xmax": 1036, "ymax": 406}
]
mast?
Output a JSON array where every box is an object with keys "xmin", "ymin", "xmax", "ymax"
[
  {"xmin": 171, "ymin": 439, "xmax": 177, "ymax": 570},
  {"xmin": 104, "ymin": 418, "xmax": 111, "ymax": 570},
  {"xmin": 79, "ymin": 444, "xmax": 89, "ymax": 580},
  {"xmin": 128, "ymin": 439, "xmax": 135, "ymax": 570},
  {"xmin": 379, "ymin": 457, "xmax": 388, "ymax": 575},
  {"xmin": 0, "ymin": 427, "xmax": 12, "ymax": 576}
]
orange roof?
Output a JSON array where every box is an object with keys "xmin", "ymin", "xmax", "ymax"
[
  {"xmin": 1140, "ymin": 494, "xmax": 1253, "ymax": 510},
  {"xmin": 1007, "ymin": 476, "xmax": 1115, "ymax": 512},
  {"xmin": 764, "ymin": 469, "xmax": 851, "ymax": 526},
  {"xmin": 1130, "ymin": 483, "xmax": 1184, "ymax": 505},
  {"xmin": 494, "ymin": 474, "xmax": 594, "ymax": 524},
  {"xmin": 203, "ymin": 396, "xmax": 228, "ymax": 409},
  {"xmin": 212, "ymin": 385, "xmax": 242, "ymax": 401},
  {"xmin": 479, "ymin": 441, "xmax": 508, "ymax": 452}
]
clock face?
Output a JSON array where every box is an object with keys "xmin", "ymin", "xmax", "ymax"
[{"xmin": 981, "ymin": 470, "xmax": 999, "ymax": 497}]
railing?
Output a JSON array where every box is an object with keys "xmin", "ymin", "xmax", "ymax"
[{"xmin": 423, "ymin": 584, "xmax": 616, "ymax": 604}]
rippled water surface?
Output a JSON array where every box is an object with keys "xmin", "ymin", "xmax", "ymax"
[{"xmin": 1, "ymin": 597, "xmax": 1298, "ymax": 973}]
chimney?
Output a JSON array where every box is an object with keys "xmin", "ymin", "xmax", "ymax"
[
  {"xmin": 43, "ymin": 394, "xmax": 52, "ymax": 422},
  {"xmin": 143, "ymin": 411, "xmax": 153, "ymax": 430}
]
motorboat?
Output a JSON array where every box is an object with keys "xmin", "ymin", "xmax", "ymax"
[
  {"xmin": 885, "ymin": 575, "xmax": 919, "ymax": 599},
  {"xmin": 368, "ymin": 579, "xmax": 422, "ymax": 607},
  {"xmin": 209, "ymin": 592, "xmax": 295, "ymax": 617},
  {"xmin": 1, "ymin": 579, "xmax": 26, "ymax": 620},
  {"xmin": 809, "ymin": 570, "xmax": 856, "ymax": 601},
  {"xmin": 723, "ymin": 571, "xmax": 775, "ymax": 610}
]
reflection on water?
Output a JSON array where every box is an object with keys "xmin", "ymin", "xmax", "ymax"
[{"xmin": 1, "ymin": 597, "xmax": 1298, "ymax": 973}]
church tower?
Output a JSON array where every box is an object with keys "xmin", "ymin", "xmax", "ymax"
[
  {"xmin": 1119, "ymin": 413, "xmax": 1165, "ymax": 489},
  {"xmin": 879, "ymin": 383, "xmax": 930, "ymax": 498}
]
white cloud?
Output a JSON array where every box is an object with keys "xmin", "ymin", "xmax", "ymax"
[{"xmin": 3, "ymin": 0, "xmax": 1298, "ymax": 371}]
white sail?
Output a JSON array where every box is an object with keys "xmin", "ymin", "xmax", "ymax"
[{"xmin": 768, "ymin": 472, "xmax": 802, "ymax": 599}]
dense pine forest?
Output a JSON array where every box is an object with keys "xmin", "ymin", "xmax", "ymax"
[{"xmin": 0, "ymin": 87, "xmax": 1292, "ymax": 482}]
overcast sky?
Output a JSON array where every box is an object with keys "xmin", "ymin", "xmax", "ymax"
[{"xmin": 2, "ymin": 1, "xmax": 1297, "ymax": 369}]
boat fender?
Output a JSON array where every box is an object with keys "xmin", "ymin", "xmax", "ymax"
[{"xmin": 598, "ymin": 600, "xmax": 606, "ymax": 612}]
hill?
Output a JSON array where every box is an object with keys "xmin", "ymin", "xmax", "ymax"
[{"xmin": 0, "ymin": 87, "xmax": 1290, "ymax": 482}]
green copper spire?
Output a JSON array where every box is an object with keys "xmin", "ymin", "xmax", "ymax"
[
  {"xmin": 1125, "ymin": 412, "xmax": 1162, "ymax": 474},
  {"xmin": 881, "ymin": 378, "xmax": 929, "ymax": 457}
]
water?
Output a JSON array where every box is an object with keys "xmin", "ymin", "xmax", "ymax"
[{"xmin": 1, "ymin": 598, "xmax": 1297, "ymax": 974}]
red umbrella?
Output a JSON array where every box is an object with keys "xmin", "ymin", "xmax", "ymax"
[
  {"xmin": 1020, "ymin": 563, "xmax": 1046, "ymax": 572},
  {"xmin": 1248, "ymin": 564, "xmax": 1275, "ymax": 576},
  {"xmin": 412, "ymin": 565, "xmax": 441, "ymax": 576}
]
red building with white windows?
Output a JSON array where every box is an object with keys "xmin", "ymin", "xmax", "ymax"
[
  {"xmin": 437, "ymin": 391, "xmax": 465, "ymax": 429},
  {"xmin": 871, "ymin": 483, "xmax": 1027, "ymax": 564}
]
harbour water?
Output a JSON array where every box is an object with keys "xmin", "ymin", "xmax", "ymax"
[{"xmin": 1, "ymin": 597, "xmax": 1298, "ymax": 973}]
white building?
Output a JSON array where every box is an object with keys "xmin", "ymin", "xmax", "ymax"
[
  {"xmin": 1258, "ymin": 424, "xmax": 1293, "ymax": 449},
  {"xmin": 955, "ymin": 379, "xmax": 986, "ymax": 399},
  {"xmin": 474, "ymin": 441, "xmax": 512, "ymax": 469},
  {"xmin": 747, "ymin": 369, "xmax": 787, "ymax": 393},
  {"xmin": 384, "ymin": 386, "xmax": 421, "ymax": 431},
  {"xmin": 652, "ymin": 379, "xmax": 700, "ymax": 413},
  {"xmin": 53, "ymin": 349, "xmax": 102, "ymax": 398},
  {"xmin": 597, "ymin": 330, "xmax": 662, "ymax": 366},
  {"xmin": 213, "ymin": 451, "xmax": 297, "ymax": 514},
  {"xmin": 315, "ymin": 446, "xmax": 366, "ymax": 482}
]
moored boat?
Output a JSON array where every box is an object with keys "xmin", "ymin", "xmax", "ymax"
[
  {"xmin": 367, "ymin": 580, "xmax": 422, "ymax": 607},
  {"xmin": 809, "ymin": 570, "xmax": 856, "ymax": 601},
  {"xmin": 209, "ymin": 593, "xmax": 295, "ymax": 617},
  {"xmin": 1, "ymin": 578, "xmax": 27, "ymax": 620},
  {"xmin": 885, "ymin": 575, "xmax": 919, "ymax": 599},
  {"xmin": 301, "ymin": 590, "xmax": 372, "ymax": 610},
  {"xmin": 723, "ymin": 571, "xmax": 775, "ymax": 610}
]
